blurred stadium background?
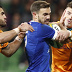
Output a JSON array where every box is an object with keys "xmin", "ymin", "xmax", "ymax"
[{"xmin": 0, "ymin": 0, "xmax": 72, "ymax": 72}]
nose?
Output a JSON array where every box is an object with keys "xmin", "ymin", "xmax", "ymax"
[
  {"xmin": 3, "ymin": 14, "xmax": 7, "ymax": 19},
  {"xmin": 46, "ymin": 15, "xmax": 50, "ymax": 19}
]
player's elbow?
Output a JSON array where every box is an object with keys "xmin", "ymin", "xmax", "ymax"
[
  {"xmin": 3, "ymin": 51, "xmax": 13, "ymax": 57},
  {"xmin": 5, "ymin": 53, "xmax": 13, "ymax": 57}
]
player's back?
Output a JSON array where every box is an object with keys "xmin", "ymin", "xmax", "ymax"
[{"xmin": 25, "ymin": 21, "xmax": 55, "ymax": 72}]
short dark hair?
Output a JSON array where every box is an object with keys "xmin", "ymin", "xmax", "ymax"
[
  {"xmin": 67, "ymin": 1, "xmax": 72, "ymax": 8},
  {"xmin": 30, "ymin": 1, "xmax": 50, "ymax": 13}
]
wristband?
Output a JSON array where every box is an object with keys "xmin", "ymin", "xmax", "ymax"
[
  {"xmin": 69, "ymin": 31, "xmax": 71, "ymax": 37},
  {"xmin": 70, "ymin": 31, "xmax": 72, "ymax": 40},
  {"xmin": 15, "ymin": 36, "xmax": 23, "ymax": 42},
  {"xmin": 13, "ymin": 28, "xmax": 20, "ymax": 34},
  {"xmin": 71, "ymin": 37, "xmax": 72, "ymax": 40}
]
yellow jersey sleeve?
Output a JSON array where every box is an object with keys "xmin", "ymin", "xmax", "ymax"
[{"xmin": 0, "ymin": 30, "xmax": 9, "ymax": 53}]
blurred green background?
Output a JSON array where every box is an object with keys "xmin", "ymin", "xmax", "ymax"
[{"xmin": 0, "ymin": 47, "xmax": 28, "ymax": 72}]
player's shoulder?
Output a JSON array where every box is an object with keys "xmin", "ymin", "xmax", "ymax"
[{"xmin": 49, "ymin": 21, "xmax": 61, "ymax": 31}]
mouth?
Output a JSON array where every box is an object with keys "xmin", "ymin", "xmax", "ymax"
[
  {"xmin": 45, "ymin": 20, "xmax": 49, "ymax": 23},
  {"xmin": 44, "ymin": 22, "xmax": 49, "ymax": 25},
  {"xmin": 4, "ymin": 19, "xmax": 7, "ymax": 23},
  {"xmin": 68, "ymin": 19, "xmax": 72, "ymax": 24}
]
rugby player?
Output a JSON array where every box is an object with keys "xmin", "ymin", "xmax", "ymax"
[
  {"xmin": 24, "ymin": 1, "xmax": 71, "ymax": 72},
  {"xmin": 0, "ymin": 5, "xmax": 34, "ymax": 56},
  {"xmin": 51, "ymin": 1, "xmax": 72, "ymax": 72}
]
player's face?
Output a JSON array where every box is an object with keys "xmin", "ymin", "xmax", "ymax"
[
  {"xmin": 38, "ymin": 7, "xmax": 51, "ymax": 25},
  {"xmin": 64, "ymin": 7, "xmax": 72, "ymax": 28},
  {"xmin": 0, "ymin": 8, "xmax": 7, "ymax": 27}
]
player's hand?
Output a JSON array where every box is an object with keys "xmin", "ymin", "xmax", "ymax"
[
  {"xmin": 18, "ymin": 32, "xmax": 26, "ymax": 39},
  {"xmin": 60, "ymin": 9, "xmax": 66, "ymax": 26},
  {"xmin": 56, "ymin": 30, "xmax": 70, "ymax": 42},
  {"xmin": 56, "ymin": 16, "xmax": 67, "ymax": 31},
  {"xmin": 18, "ymin": 22, "xmax": 34, "ymax": 32},
  {"xmin": 57, "ymin": 9, "xmax": 67, "ymax": 30}
]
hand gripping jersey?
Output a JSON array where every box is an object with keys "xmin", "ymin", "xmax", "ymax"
[
  {"xmin": 25, "ymin": 21, "xmax": 56, "ymax": 72},
  {"xmin": 49, "ymin": 23, "xmax": 72, "ymax": 72},
  {"xmin": 0, "ymin": 30, "xmax": 8, "ymax": 53}
]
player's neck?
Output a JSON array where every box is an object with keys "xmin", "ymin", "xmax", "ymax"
[{"xmin": 33, "ymin": 18, "xmax": 39, "ymax": 22}]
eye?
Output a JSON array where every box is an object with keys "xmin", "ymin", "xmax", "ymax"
[
  {"xmin": 1, "ymin": 12, "xmax": 5, "ymax": 15},
  {"xmin": 43, "ymin": 13, "xmax": 48, "ymax": 16},
  {"xmin": 43, "ymin": 13, "xmax": 51, "ymax": 16},
  {"xmin": 67, "ymin": 11, "xmax": 71, "ymax": 15}
]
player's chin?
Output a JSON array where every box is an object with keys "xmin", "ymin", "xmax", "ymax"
[
  {"xmin": 67, "ymin": 25, "xmax": 72, "ymax": 28},
  {"xmin": 44, "ymin": 22, "xmax": 49, "ymax": 25},
  {"xmin": 1, "ymin": 23, "xmax": 7, "ymax": 27}
]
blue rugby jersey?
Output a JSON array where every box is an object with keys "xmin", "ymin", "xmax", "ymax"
[{"xmin": 25, "ymin": 21, "xmax": 55, "ymax": 72}]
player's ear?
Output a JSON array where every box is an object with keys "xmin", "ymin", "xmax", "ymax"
[
  {"xmin": 32, "ymin": 12, "xmax": 36, "ymax": 16},
  {"xmin": 32, "ymin": 12, "xmax": 38, "ymax": 20}
]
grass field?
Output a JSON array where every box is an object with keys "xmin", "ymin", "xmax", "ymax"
[{"xmin": 0, "ymin": 47, "xmax": 28, "ymax": 72}]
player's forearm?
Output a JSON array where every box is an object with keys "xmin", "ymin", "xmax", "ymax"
[
  {"xmin": 0, "ymin": 28, "xmax": 20, "ymax": 43},
  {"xmin": 1, "ymin": 38, "xmax": 23, "ymax": 57},
  {"xmin": 54, "ymin": 30, "xmax": 70, "ymax": 42}
]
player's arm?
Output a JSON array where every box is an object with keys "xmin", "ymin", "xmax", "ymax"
[
  {"xmin": 55, "ymin": 22, "xmax": 72, "ymax": 42},
  {"xmin": 54, "ymin": 30, "xmax": 70, "ymax": 42},
  {"xmin": 49, "ymin": 22, "xmax": 70, "ymax": 42},
  {"xmin": 1, "ymin": 32, "xmax": 25, "ymax": 57},
  {"xmin": 40, "ymin": 24, "xmax": 70, "ymax": 42},
  {"xmin": 0, "ymin": 22, "xmax": 34, "ymax": 43},
  {"xmin": 0, "ymin": 29, "xmax": 18, "ymax": 43},
  {"xmin": 54, "ymin": 13, "xmax": 71, "ymax": 42}
]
